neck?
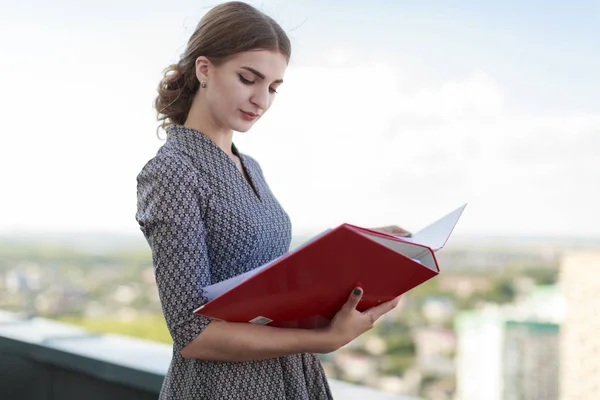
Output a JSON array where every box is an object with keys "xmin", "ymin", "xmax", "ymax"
[{"xmin": 184, "ymin": 97, "xmax": 235, "ymax": 157}]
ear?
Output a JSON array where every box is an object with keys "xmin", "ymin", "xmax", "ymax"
[{"xmin": 195, "ymin": 56, "xmax": 211, "ymax": 82}]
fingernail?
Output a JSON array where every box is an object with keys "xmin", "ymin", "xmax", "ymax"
[{"xmin": 353, "ymin": 288, "xmax": 362, "ymax": 296}]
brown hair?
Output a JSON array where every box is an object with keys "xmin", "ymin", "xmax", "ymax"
[{"xmin": 154, "ymin": 1, "xmax": 291, "ymax": 132}]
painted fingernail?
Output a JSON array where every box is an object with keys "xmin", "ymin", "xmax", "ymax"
[{"xmin": 353, "ymin": 288, "xmax": 362, "ymax": 296}]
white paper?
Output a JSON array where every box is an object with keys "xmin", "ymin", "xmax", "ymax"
[
  {"xmin": 201, "ymin": 228, "xmax": 332, "ymax": 300},
  {"xmin": 398, "ymin": 204, "xmax": 467, "ymax": 250},
  {"xmin": 199, "ymin": 204, "xmax": 466, "ymax": 303},
  {"xmin": 202, "ymin": 258, "xmax": 279, "ymax": 300}
]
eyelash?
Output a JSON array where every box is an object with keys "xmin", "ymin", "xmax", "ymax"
[{"xmin": 238, "ymin": 74, "xmax": 278, "ymax": 93}]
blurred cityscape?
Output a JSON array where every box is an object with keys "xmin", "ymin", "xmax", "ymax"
[{"xmin": 0, "ymin": 232, "xmax": 598, "ymax": 400}]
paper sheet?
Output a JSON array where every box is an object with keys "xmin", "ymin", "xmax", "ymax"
[
  {"xmin": 397, "ymin": 204, "xmax": 467, "ymax": 250},
  {"xmin": 200, "ymin": 204, "xmax": 466, "ymax": 302},
  {"xmin": 202, "ymin": 228, "xmax": 332, "ymax": 300}
]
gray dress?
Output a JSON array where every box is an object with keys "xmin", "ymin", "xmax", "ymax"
[{"xmin": 135, "ymin": 125, "xmax": 333, "ymax": 400}]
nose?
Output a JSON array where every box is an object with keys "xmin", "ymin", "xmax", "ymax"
[{"xmin": 250, "ymin": 86, "xmax": 270, "ymax": 112}]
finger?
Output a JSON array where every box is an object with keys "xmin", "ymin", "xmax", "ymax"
[
  {"xmin": 343, "ymin": 287, "xmax": 363, "ymax": 311},
  {"xmin": 390, "ymin": 226, "xmax": 412, "ymax": 237},
  {"xmin": 364, "ymin": 296, "xmax": 400, "ymax": 320}
]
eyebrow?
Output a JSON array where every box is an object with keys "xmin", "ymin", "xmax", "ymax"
[{"xmin": 241, "ymin": 66, "xmax": 284, "ymax": 84}]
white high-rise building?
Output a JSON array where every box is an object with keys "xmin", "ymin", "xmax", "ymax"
[
  {"xmin": 454, "ymin": 286, "xmax": 563, "ymax": 400},
  {"xmin": 454, "ymin": 309, "xmax": 504, "ymax": 400},
  {"xmin": 559, "ymin": 251, "xmax": 600, "ymax": 400},
  {"xmin": 503, "ymin": 321, "xmax": 559, "ymax": 400}
]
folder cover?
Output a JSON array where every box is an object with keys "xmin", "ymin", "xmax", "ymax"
[{"xmin": 193, "ymin": 204, "xmax": 467, "ymax": 329}]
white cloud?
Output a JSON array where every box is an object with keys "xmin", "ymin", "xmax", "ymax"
[
  {"xmin": 397, "ymin": 70, "xmax": 506, "ymax": 120},
  {"xmin": 236, "ymin": 64, "xmax": 600, "ymax": 237},
  {"xmin": 1, "ymin": 22, "xmax": 598, "ymax": 237}
]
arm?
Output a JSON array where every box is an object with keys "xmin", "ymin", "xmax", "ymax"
[
  {"xmin": 181, "ymin": 287, "xmax": 401, "ymax": 362},
  {"xmin": 180, "ymin": 320, "xmax": 335, "ymax": 361},
  {"xmin": 136, "ymin": 155, "xmax": 400, "ymax": 362},
  {"xmin": 136, "ymin": 155, "xmax": 328, "ymax": 361}
]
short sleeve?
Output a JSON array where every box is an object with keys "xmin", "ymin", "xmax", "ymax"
[{"xmin": 135, "ymin": 155, "xmax": 212, "ymax": 351}]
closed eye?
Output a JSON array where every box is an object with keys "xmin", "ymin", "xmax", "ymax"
[
  {"xmin": 238, "ymin": 73, "xmax": 278, "ymax": 94},
  {"xmin": 238, "ymin": 74, "xmax": 254, "ymax": 85}
]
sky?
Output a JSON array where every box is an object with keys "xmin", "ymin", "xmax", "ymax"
[{"xmin": 1, "ymin": 0, "xmax": 599, "ymax": 239}]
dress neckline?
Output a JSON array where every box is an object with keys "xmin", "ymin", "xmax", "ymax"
[{"xmin": 165, "ymin": 124, "xmax": 262, "ymax": 202}]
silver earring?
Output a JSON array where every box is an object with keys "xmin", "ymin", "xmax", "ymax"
[{"xmin": 200, "ymin": 80, "xmax": 207, "ymax": 88}]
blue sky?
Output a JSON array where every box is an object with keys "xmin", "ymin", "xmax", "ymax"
[
  {"xmin": 4, "ymin": 0, "xmax": 598, "ymax": 112},
  {"xmin": 1, "ymin": 1, "xmax": 599, "ymax": 237},
  {"xmin": 291, "ymin": 0, "xmax": 600, "ymax": 112}
]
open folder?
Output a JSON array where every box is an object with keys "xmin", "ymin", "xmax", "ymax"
[{"xmin": 194, "ymin": 204, "xmax": 467, "ymax": 329}]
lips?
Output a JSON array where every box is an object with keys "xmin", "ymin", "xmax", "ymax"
[{"xmin": 240, "ymin": 110, "xmax": 260, "ymax": 121}]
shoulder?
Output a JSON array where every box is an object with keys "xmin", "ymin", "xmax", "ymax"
[
  {"xmin": 138, "ymin": 152, "xmax": 192, "ymax": 181},
  {"xmin": 137, "ymin": 148, "xmax": 211, "ymax": 195}
]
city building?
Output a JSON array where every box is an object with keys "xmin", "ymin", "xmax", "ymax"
[
  {"xmin": 503, "ymin": 321, "xmax": 559, "ymax": 400},
  {"xmin": 454, "ymin": 285, "xmax": 562, "ymax": 400},
  {"xmin": 559, "ymin": 251, "xmax": 600, "ymax": 400}
]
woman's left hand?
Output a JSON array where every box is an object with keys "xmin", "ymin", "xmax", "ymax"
[{"xmin": 370, "ymin": 225, "xmax": 412, "ymax": 237}]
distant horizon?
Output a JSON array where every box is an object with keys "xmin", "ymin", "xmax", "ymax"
[{"xmin": 2, "ymin": 227, "xmax": 599, "ymax": 246}]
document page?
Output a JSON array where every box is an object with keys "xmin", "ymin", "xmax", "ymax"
[
  {"xmin": 399, "ymin": 204, "xmax": 467, "ymax": 250},
  {"xmin": 202, "ymin": 257, "xmax": 281, "ymax": 300},
  {"xmin": 201, "ymin": 229, "xmax": 332, "ymax": 300}
]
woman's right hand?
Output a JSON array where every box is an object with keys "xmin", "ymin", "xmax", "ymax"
[{"xmin": 324, "ymin": 288, "xmax": 401, "ymax": 352}]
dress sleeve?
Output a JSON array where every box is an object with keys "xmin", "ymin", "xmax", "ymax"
[{"xmin": 135, "ymin": 155, "xmax": 212, "ymax": 351}]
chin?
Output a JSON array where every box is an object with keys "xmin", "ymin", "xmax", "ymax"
[
  {"xmin": 233, "ymin": 126, "xmax": 252, "ymax": 133},
  {"xmin": 231, "ymin": 121, "xmax": 256, "ymax": 133}
]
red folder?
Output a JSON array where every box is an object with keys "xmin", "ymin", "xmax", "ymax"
[{"xmin": 194, "ymin": 204, "xmax": 466, "ymax": 329}]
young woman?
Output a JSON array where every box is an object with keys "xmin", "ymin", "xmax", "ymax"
[{"xmin": 136, "ymin": 2, "xmax": 408, "ymax": 399}]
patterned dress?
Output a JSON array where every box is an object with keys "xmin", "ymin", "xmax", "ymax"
[{"xmin": 136, "ymin": 125, "xmax": 333, "ymax": 399}]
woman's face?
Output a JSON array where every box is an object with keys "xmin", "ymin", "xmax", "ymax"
[{"xmin": 201, "ymin": 49, "xmax": 287, "ymax": 133}]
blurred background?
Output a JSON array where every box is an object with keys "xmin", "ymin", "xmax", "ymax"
[{"xmin": 1, "ymin": 1, "xmax": 599, "ymax": 399}]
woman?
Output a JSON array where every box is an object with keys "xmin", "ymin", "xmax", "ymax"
[{"xmin": 136, "ymin": 2, "xmax": 407, "ymax": 399}]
